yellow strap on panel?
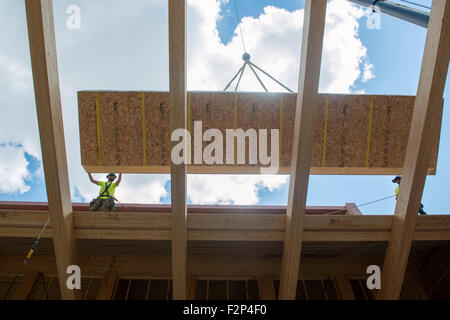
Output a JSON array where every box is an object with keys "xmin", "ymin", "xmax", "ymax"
[
  {"xmin": 95, "ymin": 92, "xmax": 102, "ymax": 166},
  {"xmin": 141, "ymin": 92, "xmax": 147, "ymax": 165},
  {"xmin": 234, "ymin": 93, "xmax": 238, "ymax": 164},
  {"xmin": 366, "ymin": 96, "xmax": 374, "ymax": 167},
  {"xmin": 322, "ymin": 96, "xmax": 329, "ymax": 167},
  {"xmin": 279, "ymin": 94, "xmax": 284, "ymax": 165}
]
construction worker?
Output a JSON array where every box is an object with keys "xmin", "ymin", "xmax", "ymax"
[
  {"xmin": 392, "ymin": 176, "xmax": 427, "ymax": 215},
  {"xmin": 88, "ymin": 173, "xmax": 122, "ymax": 212}
]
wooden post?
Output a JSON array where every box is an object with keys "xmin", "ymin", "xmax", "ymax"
[
  {"xmin": 25, "ymin": 0, "xmax": 80, "ymax": 300},
  {"xmin": 258, "ymin": 275, "xmax": 276, "ymax": 300},
  {"xmin": 13, "ymin": 271, "xmax": 42, "ymax": 300},
  {"xmin": 278, "ymin": 0, "xmax": 327, "ymax": 300},
  {"xmin": 345, "ymin": 203, "xmax": 363, "ymax": 215},
  {"xmin": 169, "ymin": 0, "xmax": 188, "ymax": 300},
  {"xmin": 186, "ymin": 274, "xmax": 197, "ymax": 300},
  {"xmin": 378, "ymin": 0, "xmax": 450, "ymax": 300},
  {"xmin": 334, "ymin": 276, "xmax": 356, "ymax": 300},
  {"xmin": 96, "ymin": 272, "xmax": 118, "ymax": 300}
]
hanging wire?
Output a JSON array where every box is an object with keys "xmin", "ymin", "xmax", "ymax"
[
  {"xmin": 248, "ymin": 63, "xmax": 268, "ymax": 92},
  {"xmin": 399, "ymin": 0, "xmax": 431, "ymax": 10},
  {"xmin": 249, "ymin": 62, "xmax": 294, "ymax": 93},
  {"xmin": 223, "ymin": 58, "xmax": 294, "ymax": 93},
  {"xmin": 223, "ymin": 0, "xmax": 293, "ymax": 93},
  {"xmin": 233, "ymin": 0, "xmax": 247, "ymax": 54},
  {"xmin": 234, "ymin": 63, "xmax": 246, "ymax": 91},
  {"xmin": 223, "ymin": 63, "xmax": 246, "ymax": 91}
]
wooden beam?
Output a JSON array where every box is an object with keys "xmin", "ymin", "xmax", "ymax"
[
  {"xmin": 279, "ymin": 0, "xmax": 327, "ymax": 300},
  {"xmin": 378, "ymin": 0, "xmax": 450, "ymax": 300},
  {"xmin": 24, "ymin": 0, "xmax": 79, "ymax": 300},
  {"xmin": 83, "ymin": 165, "xmax": 438, "ymax": 175},
  {"xmin": 96, "ymin": 272, "xmax": 118, "ymax": 300},
  {"xmin": 186, "ymin": 274, "xmax": 197, "ymax": 300},
  {"xmin": 12, "ymin": 271, "xmax": 41, "ymax": 300},
  {"xmin": 258, "ymin": 275, "xmax": 276, "ymax": 300},
  {"xmin": 345, "ymin": 203, "xmax": 363, "ymax": 215},
  {"xmin": 2, "ymin": 226, "xmax": 447, "ymax": 242},
  {"xmin": 0, "ymin": 202, "xmax": 350, "ymax": 214},
  {"xmin": 2, "ymin": 211, "xmax": 450, "ymax": 241},
  {"xmin": 0, "ymin": 254, "xmax": 383, "ymax": 280},
  {"xmin": 169, "ymin": 0, "xmax": 187, "ymax": 300},
  {"xmin": 334, "ymin": 276, "xmax": 356, "ymax": 300}
]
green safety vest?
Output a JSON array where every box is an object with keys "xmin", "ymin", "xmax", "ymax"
[{"xmin": 98, "ymin": 181, "xmax": 117, "ymax": 199}]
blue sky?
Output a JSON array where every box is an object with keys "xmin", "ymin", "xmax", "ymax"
[{"xmin": 0, "ymin": 0, "xmax": 447, "ymax": 215}]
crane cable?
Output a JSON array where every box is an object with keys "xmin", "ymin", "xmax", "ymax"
[
  {"xmin": 233, "ymin": 0, "xmax": 247, "ymax": 54},
  {"xmin": 224, "ymin": 0, "xmax": 293, "ymax": 93}
]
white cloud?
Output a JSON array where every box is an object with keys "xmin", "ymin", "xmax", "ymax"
[
  {"xmin": 362, "ymin": 62, "xmax": 375, "ymax": 82},
  {"xmin": 0, "ymin": 144, "xmax": 31, "ymax": 194},
  {"xmin": 0, "ymin": 56, "xmax": 32, "ymax": 93},
  {"xmin": 184, "ymin": 0, "xmax": 374, "ymax": 204},
  {"xmin": 187, "ymin": 175, "xmax": 287, "ymax": 205},
  {"xmin": 187, "ymin": 0, "xmax": 374, "ymax": 93},
  {"xmin": 76, "ymin": 174, "xmax": 169, "ymax": 204},
  {"xmin": 0, "ymin": 1, "xmax": 41, "ymax": 165},
  {"xmin": 0, "ymin": 0, "xmax": 374, "ymax": 205},
  {"xmin": 118, "ymin": 176, "xmax": 169, "ymax": 204}
]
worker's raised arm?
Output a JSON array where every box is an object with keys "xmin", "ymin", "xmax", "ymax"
[
  {"xmin": 116, "ymin": 173, "xmax": 122, "ymax": 186},
  {"xmin": 88, "ymin": 173, "xmax": 99, "ymax": 185}
]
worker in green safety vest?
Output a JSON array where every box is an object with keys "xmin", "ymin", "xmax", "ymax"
[
  {"xmin": 392, "ymin": 176, "xmax": 427, "ymax": 215},
  {"xmin": 88, "ymin": 173, "xmax": 122, "ymax": 212}
]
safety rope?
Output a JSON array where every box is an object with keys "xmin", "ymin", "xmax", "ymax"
[
  {"xmin": 106, "ymin": 197, "xmax": 131, "ymax": 220},
  {"xmin": 325, "ymin": 195, "xmax": 396, "ymax": 215},
  {"xmin": 24, "ymin": 216, "xmax": 50, "ymax": 265}
]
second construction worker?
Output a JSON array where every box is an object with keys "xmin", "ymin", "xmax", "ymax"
[
  {"xmin": 392, "ymin": 176, "xmax": 427, "ymax": 215},
  {"xmin": 88, "ymin": 173, "xmax": 122, "ymax": 212}
]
